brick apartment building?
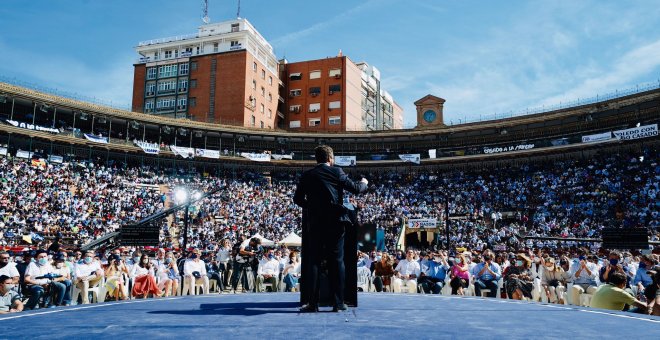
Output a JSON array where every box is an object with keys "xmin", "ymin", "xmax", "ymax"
[
  {"xmin": 131, "ymin": 18, "xmax": 403, "ymax": 132},
  {"xmin": 281, "ymin": 56, "xmax": 403, "ymax": 132},
  {"xmin": 132, "ymin": 19, "xmax": 280, "ymax": 129}
]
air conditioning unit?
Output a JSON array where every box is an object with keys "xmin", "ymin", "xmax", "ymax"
[
  {"xmin": 311, "ymin": 93, "xmax": 318, "ymax": 97},
  {"xmin": 334, "ymin": 74, "xmax": 341, "ymax": 79},
  {"xmin": 329, "ymin": 91, "xmax": 334, "ymax": 95},
  {"xmin": 147, "ymin": 92, "xmax": 154, "ymax": 96},
  {"xmin": 309, "ymin": 109, "xmax": 319, "ymax": 113}
]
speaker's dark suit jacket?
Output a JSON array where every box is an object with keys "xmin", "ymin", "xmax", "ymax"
[{"xmin": 293, "ymin": 163, "xmax": 367, "ymax": 306}]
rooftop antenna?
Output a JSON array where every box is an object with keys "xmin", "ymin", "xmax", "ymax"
[
  {"xmin": 237, "ymin": 0, "xmax": 241, "ymax": 19},
  {"xmin": 202, "ymin": 0, "xmax": 210, "ymax": 24}
]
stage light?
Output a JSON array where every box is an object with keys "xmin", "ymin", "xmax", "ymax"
[
  {"xmin": 636, "ymin": 122, "xmax": 641, "ymax": 127},
  {"xmin": 174, "ymin": 188, "xmax": 188, "ymax": 203}
]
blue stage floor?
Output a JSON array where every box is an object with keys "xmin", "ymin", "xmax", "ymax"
[{"xmin": 1, "ymin": 293, "xmax": 659, "ymax": 339}]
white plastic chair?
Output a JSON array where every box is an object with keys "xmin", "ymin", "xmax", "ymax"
[{"xmin": 357, "ymin": 267, "xmax": 371, "ymax": 292}]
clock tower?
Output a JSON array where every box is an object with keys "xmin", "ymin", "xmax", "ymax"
[{"xmin": 414, "ymin": 94, "xmax": 446, "ymax": 128}]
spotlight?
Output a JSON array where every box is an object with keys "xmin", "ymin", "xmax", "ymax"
[
  {"xmin": 636, "ymin": 122, "xmax": 641, "ymax": 127},
  {"xmin": 174, "ymin": 188, "xmax": 188, "ymax": 203}
]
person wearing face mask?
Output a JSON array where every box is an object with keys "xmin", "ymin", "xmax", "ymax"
[
  {"xmin": 450, "ymin": 253, "xmax": 470, "ymax": 295},
  {"xmin": 599, "ymin": 251, "xmax": 628, "ymax": 285},
  {"xmin": 541, "ymin": 257, "xmax": 569, "ymax": 304},
  {"xmin": 632, "ymin": 255, "xmax": 655, "ymax": 297},
  {"xmin": 50, "ymin": 254, "xmax": 72, "ymax": 306},
  {"xmin": 418, "ymin": 251, "xmax": 450, "ymax": 294},
  {"xmin": 0, "ymin": 274, "xmax": 23, "ymax": 314},
  {"xmin": 105, "ymin": 254, "xmax": 129, "ymax": 301},
  {"xmin": 0, "ymin": 251, "xmax": 19, "ymax": 285},
  {"xmin": 74, "ymin": 250, "xmax": 104, "ymax": 304},
  {"xmin": 156, "ymin": 252, "xmax": 179, "ymax": 297},
  {"xmin": 183, "ymin": 249, "xmax": 209, "ymax": 295},
  {"xmin": 569, "ymin": 248, "xmax": 598, "ymax": 306},
  {"xmin": 472, "ymin": 249, "xmax": 502, "ymax": 298},
  {"xmin": 282, "ymin": 251, "xmax": 301, "ymax": 292},
  {"xmin": 392, "ymin": 249, "xmax": 421, "ymax": 294},
  {"xmin": 130, "ymin": 253, "xmax": 161, "ymax": 299},
  {"xmin": 373, "ymin": 253, "xmax": 394, "ymax": 292},
  {"xmin": 256, "ymin": 249, "xmax": 280, "ymax": 292},
  {"xmin": 504, "ymin": 254, "xmax": 534, "ymax": 300},
  {"xmin": 24, "ymin": 249, "xmax": 57, "ymax": 309}
]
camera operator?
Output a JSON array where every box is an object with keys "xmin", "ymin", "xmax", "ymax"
[{"xmin": 231, "ymin": 237, "xmax": 262, "ymax": 293}]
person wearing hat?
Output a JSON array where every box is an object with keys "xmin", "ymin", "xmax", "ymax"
[
  {"xmin": 541, "ymin": 257, "xmax": 569, "ymax": 304},
  {"xmin": 503, "ymin": 253, "xmax": 534, "ymax": 300},
  {"xmin": 51, "ymin": 253, "xmax": 72, "ymax": 306}
]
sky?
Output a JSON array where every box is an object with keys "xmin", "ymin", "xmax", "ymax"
[{"xmin": 1, "ymin": 0, "xmax": 660, "ymax": 128}]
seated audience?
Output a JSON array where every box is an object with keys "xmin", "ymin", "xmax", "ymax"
[
  {"xmin": 282, "ymin": 251, "xmax": 301, "ymax": 292},
  {"xmin": 418, "ymin": 251, "xmax": 449, "ymax": 294},
  {"xmin": 24, "ymin": 249, "xmax": 57, "ymax": 309},
  {"xmin": 0, "ymin": 251, "xmax": 19, "ymax": 285},
  {"xmin": 504, "ymin": 254, "xmax": 534, "ymax": 300},
  {"xmin": 450, "ymin": 253, "xmax": 470, "ymax": 295},
  {"xmin": 183, "ymin": 249, "xmax": 209, "ymax": 295},
  {"xmin": 590, "ymin": 272, "xmax": 647, "ymax": 312},
  {"xmin": 51, "ymin": 253, "xmax": 72, "ymax": 306},
  {"xmin": 541, "ymin": 257, "xmax": 569, "ymax": 304},
  {"xmin": 157, "ymin": 252, "xmax": 180, "ymax": 297},
  {"xmin": 472, "ymin": 249, "xmax": 501, "ymax": 298},
  {"xmin": 130, "ymin": 254, "xmax": 161, "ymax": 298},
  {"xmin": 393, "ymin": 249, "xmax": 421, "ymax": 293},
  {"xmin": 75, "ymin": 251, "xmax": 104, "ymax": 304},
  {"xmin": 105, "ymin": 254, "xmax": 129, "ymax": 301},
  {"xmin": 570, "ymin": 249, "xmax": 599, "ymax": 305},
  {"xmin": 373, "ymin": 253, "xmax": 395, "ymax": 292},
  {"xmin": 256, "ymin": 249, "xmax": 280, "ymax": 292},
  {"xmin": 0, "ymin": 275, "xmax": 23, "ymax": 314}
]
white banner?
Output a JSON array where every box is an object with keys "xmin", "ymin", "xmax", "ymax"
[
  {"xmin": 335, "ymin": 156, "xmax": 356, "ymax": 166},
  {"xmin": 195, "ymin": 148, "xmax": 220, "ymax": 159},
  {"xmin": 0, "ymin": 147, "xmax": 7, "ymax": 156},
  {"xmin": 582, "ymin": 131, "xmax": 612, "ymax": 143},
  {"xmin": 407, "ymin": 218, "xmax": 438, "ymax": 229},
  {"xmin": 483, "ymin": 143, "xmax": 535, "ymax": 154},
  {"xmin": 134, "ymin": 140, "xmax": 160, "ymax": 154},
  {"xmin": 428, "ymin": 149, "xmax": 437, "ymax": 159},
  {"xmin": 16, "ymin": 150, "xmax": 33, "ymax": 159},
  {"xmin": 240, "ymin": 152, "xmax": 271, "ymax": 162},
  {"xmin": 271, "ymin": 154, "xmax": 293, "ymax": 160},
  {"xmin": 84, "ymin": 133, "xmax": 108, "ymax": 144},
  {"xmin": 399, "ymin": 154, "xmax": 421, "ymax": 164},
  {"xmin": 6, "ymin": 119, "xmax": 59, "ymax": 134},
  {"xmin": 48, "ymin": 155, "xmax": 64, "ymax": 163},
  {"xmin": 613, "ymin": 124, "xmax": 658, "ymax": 141},
  {"xmin": 170, "ymin": 146, "xmax": 195, "ymax": 158}
]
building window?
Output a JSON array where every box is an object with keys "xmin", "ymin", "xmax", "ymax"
[
  {"xmin": 329, "ymin": 116, "xmax": 341, "ymax": 125},
  {"xmin": 231, "ymin": 23, "xmax": 239, "ymax": 32},
  {"xmin": 309, "ymin": 87, "xmax": 321, "ymax": 97},
  {"xmin": 290, "ymin": 105, "xmax": 301, "ymax": 113},
  {"xmin": 145, "ymin": 83, "xmax": 156, "ymax": 96},
  {"xmin": 253, "ymin": 62, "xmax": 257, "ymax": 71},
  {"xmin": 174, "ymin": 49, "xmax": 179, "ymax": 58},
  {"xmin": 308, "ymin": 118, "xmax": 321, "ymax": 127},
  {"xmin": 190, "ymin": 79, "xmax": 197, "ymax": 88},
  {"xmin": 268, "ymin": 76, "xmax": 273, "ymax": 85},
  {"xmin": 230, "ymin": 40, "xmax": 240, "ymax": 47},
  {"xmin": 252, "ymin": 80, "xmax": 257, "ymax": 90},
  {"xmin": 213, "ymin": 43, "xmax": 219, "ymax": 52},
  {"xmin": 289, "ymin": 120, "xmax": 301, "ymax": 128},
  {"xmin": 329, "ymin": 68, "xmax": 342, "ymax": 78},
  {"xmin": 145, "ymin": 100, "xmax": 154, "ymax": 111},
  {"xmin": 329, "ymin": 84, "xmax": 341, "ymax": 94},
  {"xmin": 183, "ymin": 47, "xmax": 193, "ymax": 56},
  {"xmin": 165, "ymin": 50, "xmax": 173, "ymax": 59},
  {"xmin": 157, "ymin": 80, "xmax": 176, "ymax": 94},
  {"xmin": 260, "ymin": 104, "xmax": 264, "ymax": 114},
  {"xmin": 289, "ymin": 89, "xmax": 301, "ymax": 97},
  {"xmin": 289, "ymin": 73, "xmax": 302, "ymax": 81},
  {"xmin": 261, "ymin": 87, "xmax": 265, "ymax": 97},
  {"xmin": 310, "ymin": 70, "xmax": 321, "ymax": 79},
  {"xmin": 260, "ymin": 121, "xmax": 264, "ymax": 128},
  {"xmin": 261, "ymin": 69, "xmax": 266, "ymax": 79},
  {"xmin": 251, "ymin": 115, "xmax": 256, "ymax": 126},
  {"xmin": 179, "ymin": 63, "xmax": 189, "ymax": 75},
  {"xmin": 156, "ymin": 98, "xmax": 176, "ymax": 110},
  {"xmin": 329, "ymin": 101, "xmax": 341, "ymax": 109},
  {"xmin": 189, "ymin": 97, "xmax": 196, "ymax": 107},
  {"xmin": 268, "ymin": 93, "xmax": 272, "ymax": 102},
  {"xmin": 178, "ymin": 79, "xmax": 188, "ymax": 92},
  {"xmin": 195, "ymin": 46, "xmax": 200, "ymax": 55},
  {"xmin": 308, "ymin": 103, "xmax": 321, "ymax": 113},
  {"xmin": 191, "ymin": 61, "xmax": 197, "ymax": 71},
  {"xmin": 154, "ymin": 51, "xmax": 159, "ymax": 60},
  {"xmin": 268, "ymin": 109, "xmax": 272, "ymax": 119},
  {"xmin": 177, "ymin": 97, "xmax": 187, "ymax": 109},
  {"xmin": 158, "ymin": 64, "xmax": 178, "ymax": 78},
  {"xmin": 146, "ymin": 67, "xmax": 157, "ymax": 80}
]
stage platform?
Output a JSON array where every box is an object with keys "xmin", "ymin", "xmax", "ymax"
[{"xmin": 1, "ymin": 293, "xmax": 659, "ymax": 339}]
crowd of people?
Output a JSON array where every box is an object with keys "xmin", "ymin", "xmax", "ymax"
[{"xmin": 0, "ymin": 145, "xmax": 658, "ymax": 315}]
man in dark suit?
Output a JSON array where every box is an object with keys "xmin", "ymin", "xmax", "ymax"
[{"xmin": 294, "ymin": 145, "xmax": 368, "ymax": 312}]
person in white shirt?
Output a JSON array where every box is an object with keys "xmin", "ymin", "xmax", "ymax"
[
  {"xmin": 569, "ymin": 249, "xmax": 599, "ymax": 305},
  {"xmin": 0, "ymin": 251, "xmax": 19, "ymax": 284},
  {"xmin": 393, "ymin": 249, "xmax": 421, "ymax": 293},
  {"xmin": 51, "ymin": 254, "xmax": 73, "ymax": 306},
  {"xmin": 183, "ymin": 249, "xmax": 209, "ymax": 295},
  {"xmin": 130, "ymin": 254, "xmax": 161, "ymax": 298},
  {"xmin": 215, "ymin": 239, "xmax": 232, "ymax": 289},
  {"xmin": 157, "ymin": 251, "xmax": 179, "ymax": 297},
  {"xmin": 24, "ymin": 250, "xmax": 58, "ymax": 309},
  {"xmin": 256, "ymin": 249, "xmax": 280, "ymax": 292},
  {"xmin": 282, "ymin": 251, "xmax": 301, "ymax": 292},
  {"xmin": 74, "ymin": 250, "xmax": 104, "ymax": 304}
]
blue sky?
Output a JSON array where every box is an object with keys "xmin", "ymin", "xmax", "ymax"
[{"xmin": 1, "ymin": 0, "xmax": 660, "ymax": 127}]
